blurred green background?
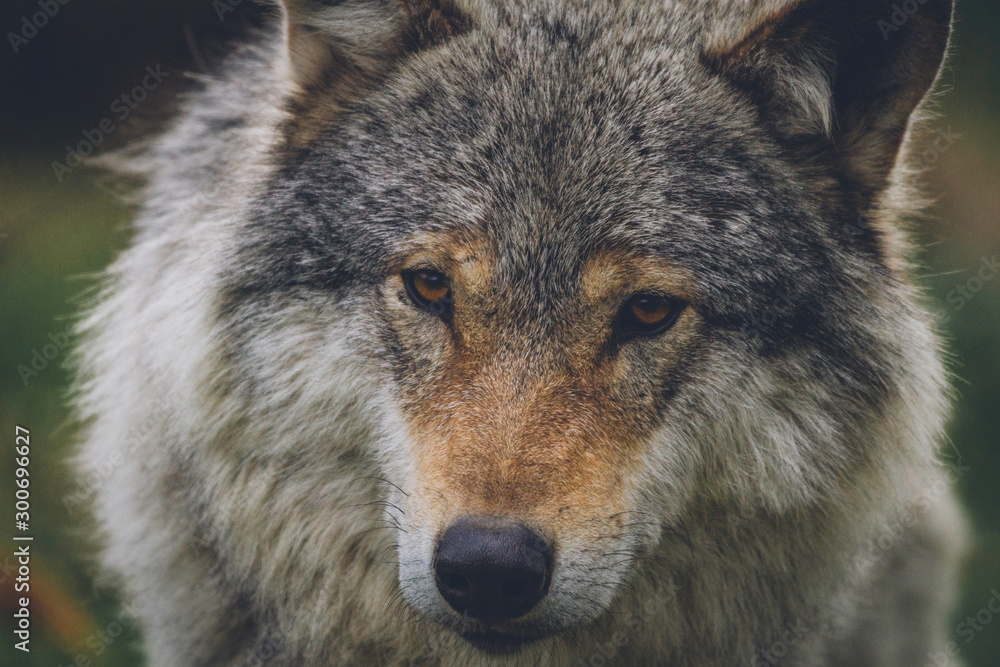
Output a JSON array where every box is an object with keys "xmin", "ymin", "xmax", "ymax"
[{"xmin": 0, "ymin": 1, "xmax": 997, "ymax": 665}]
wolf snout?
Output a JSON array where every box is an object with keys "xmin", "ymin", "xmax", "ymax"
[{"xmin": 433, "ymin": 517, "xmax": 553, "ymax": 622}]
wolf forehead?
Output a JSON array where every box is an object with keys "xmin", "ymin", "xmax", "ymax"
[{"xmin": 231, "ymin": 2, "xmax": 874, "ymax": 332}]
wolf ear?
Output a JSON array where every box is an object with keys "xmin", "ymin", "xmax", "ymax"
[
  {"xmin": 274, "ymin": 0, "xmax": 471, "ymax": 90},
  {"xmin": 704, "ymin": 0, "xmax": 953, "ymax": 200}
]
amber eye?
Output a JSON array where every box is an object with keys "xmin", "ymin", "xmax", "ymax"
[
  {"xmin": 403, "ymin": 269, "xmax": 452, "ymax": 317},
  {"xmin": 620, "ymin": 294, "xmax": 682, "ymax": 337}
]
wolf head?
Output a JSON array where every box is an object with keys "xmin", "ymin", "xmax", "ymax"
[{"xmin": 105, "ymin": 0, "xmax": 954, "ymax": 659}]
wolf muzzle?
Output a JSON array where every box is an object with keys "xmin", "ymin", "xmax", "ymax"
[{"xmin": 433, "ymin": 516, "xmax": 553, "ymax": 623}]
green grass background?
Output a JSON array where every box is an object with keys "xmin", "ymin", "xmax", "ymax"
[{"xmin": 0, "ymin": 1, "xmax": 998, "ymax": 665}]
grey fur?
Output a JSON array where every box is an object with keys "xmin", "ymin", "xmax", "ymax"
[{"xmin": 73, "ymin": 0, "xmax": 966, "ymax": 665}]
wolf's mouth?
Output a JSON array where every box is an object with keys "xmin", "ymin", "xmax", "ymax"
[{"xmin": 459, "ymin": 629, "xmax": 546, "ymax": 655}]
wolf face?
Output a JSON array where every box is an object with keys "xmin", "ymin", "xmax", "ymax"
[{"xmin": 77, "ymin": 0, "xmax": 962, "ymax": 664}]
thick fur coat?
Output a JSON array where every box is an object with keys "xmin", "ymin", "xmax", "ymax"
[{"xmin": 73, "ymin": 0, "xmax": 966, "ymax": 664}]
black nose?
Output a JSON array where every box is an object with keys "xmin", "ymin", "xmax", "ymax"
[{"xmin": 434, "ymin": 517, "xmax": 552, "ymax": 622}]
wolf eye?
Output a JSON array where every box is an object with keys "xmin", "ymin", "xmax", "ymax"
[
  {"xmin": 619, "ymin": 294, "xmax": 682, "ymax": 337},
  {"xmin": 403, "ymin": 269, "xmax": 452, "ymax": 317}
]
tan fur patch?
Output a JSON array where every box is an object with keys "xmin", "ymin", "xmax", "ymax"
[
  {"xmin": 579, "ymin": 249, "xmax": 695, "ymax": 307},
  {"xmin": 406, "ymin": 367, "xmax": 642, "ymax": 543},
  {"xmin": 393, "ymin": 238, "xmax": 697, "ymax": 544},
  {"xmin": 390, "ymin": 231, "xmax": 495, "ymax": 292}
]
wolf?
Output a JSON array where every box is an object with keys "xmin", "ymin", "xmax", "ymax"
[{"xmin": 73, "ymin": 0, "xmax": 967, "ymax": 664}]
